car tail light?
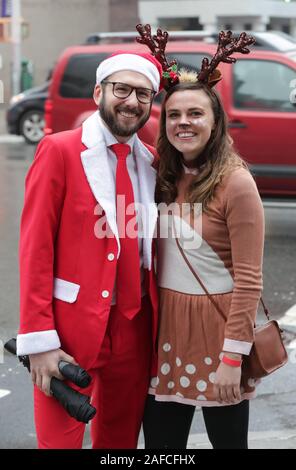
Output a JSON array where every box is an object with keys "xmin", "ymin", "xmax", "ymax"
[{"xmin": 44, "ymin": 98, "xmax": 53, "ymax": 135}]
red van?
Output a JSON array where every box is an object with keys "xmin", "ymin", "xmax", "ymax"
[{"xmin": 45, "ymin": 39, "xmax": 296, "ymax": 197}]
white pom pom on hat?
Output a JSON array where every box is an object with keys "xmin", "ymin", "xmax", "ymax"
[{"xmin": 96, "ymin": 51, "xmax": 163, "ymax": 92}]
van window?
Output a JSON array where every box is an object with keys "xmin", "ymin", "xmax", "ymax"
[
  {"xmin": 233, "ymin": 59, "xmax": 296, "ymax": 112},
  {"xmin": 59, "ymin": 53, "xmax": 108, "ymax": 98},
  {"xmin": 168, "ymin": 53, "xmax": 209, "ymax": 72},
  {"xmin": 155, "ymin": 53, "xmax": 210, "ymax": 104},
  {"xmin": 59, "ymin": 52, "xmax": 211, "ymax": 102}
]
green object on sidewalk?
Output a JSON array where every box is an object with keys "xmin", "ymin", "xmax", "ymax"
[{"xmin": 20, "ymin": 58, "xmax": 33, "ymax": 91}]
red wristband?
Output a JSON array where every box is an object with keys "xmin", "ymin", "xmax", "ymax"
[{"xmin": 221, "ymin": 355, "xmax": 242, "ymax": 367}]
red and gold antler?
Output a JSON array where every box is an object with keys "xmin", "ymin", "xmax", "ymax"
[
  {"xmin": 198, "ymin": 31, "xmax": 256, "ymax": 87},
  {"xmin": 136, "ymin": 23, "xmax": 179, "ymax": 88}
]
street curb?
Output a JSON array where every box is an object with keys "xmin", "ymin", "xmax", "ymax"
[
  {"xmin": 0, "ymin": 389, "xmax": 11, "ymax": 399},
  {"xmin": 135, "ymin": 430, "xmax": 296, "ymax": 450},
  {"xmin": 0, "ymin": 135, "xmax": 24, "ymax": 143},
  {"xmin": 279, "ymin": 304, "xmax": 296, "ymax": 335},
  {"xmin": 186, "ymin": 430, "xmax": 296, "ymax": 449}
]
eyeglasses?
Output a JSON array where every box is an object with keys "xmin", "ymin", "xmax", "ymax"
[{"xmin": 102, "ymin": 81, "xmax": 156, "ymax": 104}]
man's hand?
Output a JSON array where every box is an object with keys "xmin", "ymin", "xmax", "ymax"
[{"xmin": 29, "ymin": 349, "xmax": 78, "ymax": 397}]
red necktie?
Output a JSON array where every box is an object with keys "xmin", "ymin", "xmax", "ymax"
[{"xmin": 111, "ymin": 143, "xmax": 141, "ymax": 319}]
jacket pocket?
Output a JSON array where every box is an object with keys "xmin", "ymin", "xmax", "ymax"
[{"xmin": 53, "ymin": 277, "xmax": 80, "ymax": 303}]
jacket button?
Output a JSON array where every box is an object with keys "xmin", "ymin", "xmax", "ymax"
[
  {"xmin": 107, "ymin": 253, "xmax": 115, "ymax": 261},
  {"xmin": 102, "ymin": 290, "xmax": 109, "ymax": 298}
]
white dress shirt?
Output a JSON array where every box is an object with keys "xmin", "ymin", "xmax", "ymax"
[{"xmin": 98, "ymin": 115, "xmax": 146, "ymax": 305}]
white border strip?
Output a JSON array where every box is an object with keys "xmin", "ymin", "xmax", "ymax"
[{"xmin": 0, "ymin": 389, "xmax": 11, "ymax": 399}]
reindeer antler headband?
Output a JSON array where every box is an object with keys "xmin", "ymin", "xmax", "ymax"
[
  {"xmin": 136, "ymin": 23, "xmax": 179, "ymax": 89},
  {"xmin": 136, "ymin": 24, "xmax": 256, "ymax": 90}
]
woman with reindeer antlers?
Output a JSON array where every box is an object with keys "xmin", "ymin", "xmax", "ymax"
[{"xmin": 136, "ymin": 25, "xmax": 265, "ymax": 449}]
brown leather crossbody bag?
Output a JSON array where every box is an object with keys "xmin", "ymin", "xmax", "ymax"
[{"xmin": 172, "ymin": 219, "xmax": 288, "ymax": 379}]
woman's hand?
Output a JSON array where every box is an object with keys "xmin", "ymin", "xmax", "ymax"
[{"xmin": 213, "ymin": 354, "xmax": 242, "ymax": 404}]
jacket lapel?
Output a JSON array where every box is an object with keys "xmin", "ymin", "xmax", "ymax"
[
  {"xmin": 81, "ymin": 112, "xmax": 120, "ymax": 256},
  {"xmin": 134, "ymin": 137, "xmax": 158, "ymax": 270},
  {"xmin": 80, "ymin": 111, "xmax": 158, "ymax": 269}
]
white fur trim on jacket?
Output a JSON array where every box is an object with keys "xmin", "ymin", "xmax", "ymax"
[
  {"xmin": 16, "ymin": 330, "xmax": 61, "ymax": 356},
  {"xmin": 53, "ymin": 278, "xmax": 80, "ymax": 303}
]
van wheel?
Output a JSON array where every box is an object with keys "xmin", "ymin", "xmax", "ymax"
[{"xmin": 19, "ymin": 110, "xmax": 45, "ymax": 144}]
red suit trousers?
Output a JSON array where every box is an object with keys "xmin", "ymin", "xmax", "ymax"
[{"xmin": 33, "ymin": 296, "xmax": 152, "ymax": 449}]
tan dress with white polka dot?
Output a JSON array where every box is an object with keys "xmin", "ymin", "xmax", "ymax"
[{"xmin": 149, "ymin": 166, "xmax": 265, "ymax": 407}]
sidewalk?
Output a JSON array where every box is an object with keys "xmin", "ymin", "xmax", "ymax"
[
  {"xmin": 0, "ymin": 107, "xmax": 7, "ymax": 135},
  {"xmin": 186, "ymin": 430, "xmax": 296, "ymax": 449},
  {"xmin": 138, "ymin": 338, "xmax": 296, "ymax": 450},
  {"xmin": 188, "ymin": 339, "xmax": 296, "ymax": 449},
  {"xmin": 137, "ymin": 429, "xmax": 296, "ymax": 449}
]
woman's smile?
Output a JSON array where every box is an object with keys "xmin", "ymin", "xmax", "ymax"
[{"xmin": 175, "ymin": 131, "xmax": 197, "ymax": 139}]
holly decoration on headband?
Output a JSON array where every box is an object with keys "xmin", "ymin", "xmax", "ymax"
[{"xmin": 162, "ymin": 64, "xmax": 179, "ymax": 84}]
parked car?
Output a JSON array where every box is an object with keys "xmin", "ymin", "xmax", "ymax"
[
  {"xmin": 7, "ymin": 81, "xmax": 49, "ymax": 144},
  {"xmin": 85, "ymin": 29, "xmax": 296, "ymax": 53},
  {"xmin": 45, "ymin": 34, "xmax": 296, "ymax": 197}
]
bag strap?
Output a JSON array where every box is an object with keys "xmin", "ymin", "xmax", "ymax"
[{"xmin": 172, "ymin": 216, "xmax": 270, "ymax": 321}]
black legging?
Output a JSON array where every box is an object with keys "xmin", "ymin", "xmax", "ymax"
[{"xmin": 143, "ymin": 395, "xmax": 249, "ymax": 449}]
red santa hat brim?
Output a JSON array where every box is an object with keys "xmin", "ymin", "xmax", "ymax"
[{"xmin": 96, "ymin": 52, "xmax": 162, "ymax": 92}]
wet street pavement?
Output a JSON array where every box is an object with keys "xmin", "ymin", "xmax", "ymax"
[
  {"xmin": 0, "ymin": 137, "xmax": 296, "ymax": 448},
  {"xmin": 0, "ymin": 138, "xmax": 36, "ymax": 344}
]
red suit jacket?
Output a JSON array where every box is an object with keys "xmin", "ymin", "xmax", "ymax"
[{"xmin": 17, "ymin": 112, "xmax": 159, "ymax": 370}]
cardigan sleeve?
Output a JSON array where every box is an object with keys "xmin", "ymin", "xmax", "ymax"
[
  {"xmin": 222, "ymin": 168, "xmax": 265, "ymax": 355},
  {"xmin": 17, "ymin": 136, "xmax": 66, "ymax": 356}
]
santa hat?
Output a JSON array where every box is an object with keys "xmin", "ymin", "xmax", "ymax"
[{"xmin": 96, "ymin": 51, "xmax": 163, "ymax": 92}]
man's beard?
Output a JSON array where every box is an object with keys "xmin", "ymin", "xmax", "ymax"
[{"xmin": 99, "ymin": 95, "xmax": 151, "ymax": 137}]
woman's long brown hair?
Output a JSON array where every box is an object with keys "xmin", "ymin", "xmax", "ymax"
[{"xmin": 156, "ymin": 82, "xmax": 248, "ymax": 211}]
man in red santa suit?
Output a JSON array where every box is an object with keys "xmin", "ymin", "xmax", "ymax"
[{"xmin": 17, "ymin": 51, "xmax": 161, "ymax": 449}]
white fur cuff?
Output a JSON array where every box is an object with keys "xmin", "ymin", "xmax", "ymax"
[
  {"xmin": 223, "ymin": 338, "xmax": 253, "ymax": 355},
  {"xmin": 16, "ymin": 330, "xmax": 61, "ymax": 356}
]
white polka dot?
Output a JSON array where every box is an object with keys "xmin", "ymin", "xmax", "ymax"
[
  {"xmin": 176, "ymin": 357, "xmax": 182, "ymax": 367},
  {"xmin": 150, "ymin": 377, "xmax": 159, "ymax": 388},
  {"xmin": 161, "ymin": 363, "xmax": 170, "ymax": 375},
  {"xmin": 180, "ymin": 376, "xmax": 190, "ymax": 388},
  {"xmin": 185, "ymin": 364, "xmax": 196, "ymax": 374},
  {"xmin": 163, "ymin": 343, "xmax": 171, "ymax": 352},
  {"xmin": 209, "ymin": 372, "xmax": 216, "ymax": 384},
  {"xmin": 168, "ymin": 381, "xmax": 175, "ymax": 389},
  {"xmin": 176, "ymin": 392, "xmax": 184, "ymax": 398},
  {"xmin": 204, "ymin": 357, "xmax": 213, "ymax": 365},
  {"xmin": 196, "ymin": 380, "xmax": 207, "ymax": 392},
  {"xmin": 196, "ymin": 395, "xmax": 207, "ymax": 401},
  {"xmin": 247, "ymin": 378, "xmax": 256, "ymax": 388}
]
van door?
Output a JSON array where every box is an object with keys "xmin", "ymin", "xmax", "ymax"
[
  {"xmin": 223, "ymin": 56, "xmax": 296, "ymax": 196},
  {"xmin": 52, "ymin": 52, "xmax": 108, "ymax": 133}
]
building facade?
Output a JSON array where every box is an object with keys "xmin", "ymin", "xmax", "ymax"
[
  {"xmin": 139, "ymin": 0, "xmax": 296, "ymax": 35},
  {"xmin": 0, "ymin": 0, "xmax": 139, "ymax": 104}
]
